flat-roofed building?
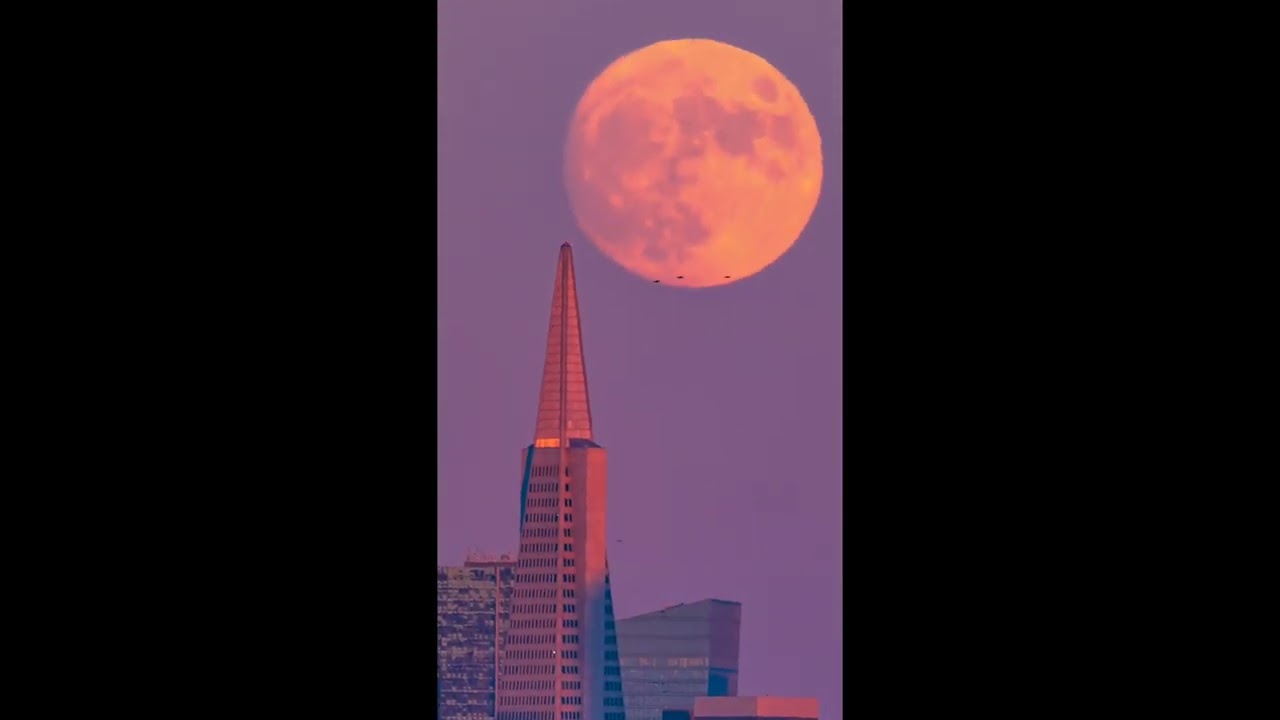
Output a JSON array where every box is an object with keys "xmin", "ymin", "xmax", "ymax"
[
  {"xmin": 437, "ymin": 553, "xmax": 518, "ymax": 720},
  {"xmin": 617, "ymin": 599, "xmax": 742, "ymax": 720},
  {"xmin": 693, "ymin": 696, "xmax": 819, "ymax": 720}
]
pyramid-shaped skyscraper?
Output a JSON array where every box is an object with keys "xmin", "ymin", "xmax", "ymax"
[{"xmin": 496, "ymin": 243, "xmax": 626, "ymax": 720}]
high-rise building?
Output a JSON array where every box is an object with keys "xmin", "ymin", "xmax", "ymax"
[
  {"xmin": 438, "ymin": 553, "xmax": 518, "ymax": 720},
  {"xmin": 692, "ymin": 697, "xmax": 819, "ymax": 720},
  {"xmin": 617, "ymin": 599, "xmax": 742, "ymax": 720},
  {"xmin": 496, "ymin": 244, "xmax": 626, "ymax": 720}
]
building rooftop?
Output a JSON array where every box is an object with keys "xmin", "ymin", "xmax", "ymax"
[
  {"xmin": 620, "ymin": 598, "xmax": 743, "ymax": 622},
  {"xmin": 694, "ymin": 696, "xmax": 819, "ymax": 719},
  {"xmin": 658, "ymin": 599, "xmax": 742, "ymax": 611},
  {"xmin": 463, "ymin": 551, "xmax": 517, "ymax": 566}
]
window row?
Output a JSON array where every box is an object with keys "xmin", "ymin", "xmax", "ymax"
[
  {"xmin": 509, "ymin": 618, "xmax": 555, "ymax": 630},
  {"xmin": 522, "ymin": 513, "xmax": 576, "ymax": 524},
  {"xmin": 515, "ymin": 573, "xmax": 558, "ymax": 584},
  {"xmin": 498, "ymin": 696, "xmax": 554, "ymax": 707},
  {"xmin": 520, "ymin": 554, "xmax": 575, "ymax": 568},
  {"xmin": 507, "ymin": 634, "xmax": 555, "ymax": 647},
  {"xmin": 519, "ymin": 542, "xmax": 566, "ymax": 553},
  {"xmin": 499, "ymin": 680, "xmax": 553, "ymax": 691},
  {"xmin": 496, "ymin": 712, "xmax": 553, "ymax": 720},
  {"xmin": 504, "ymin": 648, "xmax": 556, "ymax": 658},
  {"xmin": 512, "ymin": 602, "xmax": 555, "ymax": 613},
  {"xmin": 526, "ymin": 481, "xmax": 572, "ymax": 494},
  {"xmin": 500, "ymin": 664, "xmax": 554, "ymax": 676},
  {"xmin": 514, "ymin": 587, "xmax": 556, "ymax": 599}
]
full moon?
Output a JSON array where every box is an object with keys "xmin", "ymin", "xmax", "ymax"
[{"xmin": 565, "ymin": 39, "xmax": 823, "ymax": 288}]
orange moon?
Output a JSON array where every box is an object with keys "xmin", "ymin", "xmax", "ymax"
[{"xmin": 564, "ymin": 39, "xmax": 823, "ymax": 288}]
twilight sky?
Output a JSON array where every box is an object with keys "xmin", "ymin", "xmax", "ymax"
[{"xmin": 438, "ymin": 1, "xmax": 843, "ymax": 716}]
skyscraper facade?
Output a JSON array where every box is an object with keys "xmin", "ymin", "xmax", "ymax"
[
  {"xmin": 438, "ymin": 553, "xmax": 518, "ymax": 720},
  {"xmin": 617, "ymin": 599, "xmax": 743, "ymax": 720},
  {"xmin": 495, "ymin": 244, "xmax": 626, "ymax": 720}
]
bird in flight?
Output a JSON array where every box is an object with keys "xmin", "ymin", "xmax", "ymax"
[{"xmin": 653, "ymin": 275, "xmax": 732, "ymax": 282}]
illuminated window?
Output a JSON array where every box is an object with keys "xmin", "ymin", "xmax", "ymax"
[{"xmin": 535, "ymin": 438, "xmax": 560, "ymax": 448}]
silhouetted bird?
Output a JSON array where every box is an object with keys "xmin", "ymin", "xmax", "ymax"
[
  {"xmin": 724, "ymin": 275, "xmax": 731, "ymax": 279},
  {"xmin": 676, "ymin": 275, "xmax": 684, "ymax": 279},
  {"xmin": 652, "ymin": 280, "xmax": 660, "ymax": 283}
]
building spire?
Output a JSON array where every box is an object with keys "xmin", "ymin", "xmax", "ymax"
[{"xmin": 533, "ymin": 243, "xmax": 594, "ymax": 447}]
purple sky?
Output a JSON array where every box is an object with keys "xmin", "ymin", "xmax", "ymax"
[{"xmin": 438, "ymin": 1, "xmax": 842, "ymax": 716}]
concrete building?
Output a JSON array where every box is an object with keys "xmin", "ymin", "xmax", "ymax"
[
  {"xmin": 495, "ymin": 243, "xmax": 626, "ymax": 720},
  {"xmin": 617, "ymin": 599, "xmax": 742, "ymax": 720},
  {"xmin": 693, "ymin": 697, "xmax": 819, "ymax": 720},
  {"xmin": 437, "ymin": 553, "xmax": 518, "ymax": 720}
]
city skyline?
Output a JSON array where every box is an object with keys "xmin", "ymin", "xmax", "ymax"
[
  {"xmin": 440, "ymin": 244, "xmax": 823, "ymax": 718},
  {"xmin": 440, "ymin": 2, "xmax": 841, "ymax": 715},
  {"xmin": 438, "ymin": 548, "xmax": 748, "ymax": 720}
]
